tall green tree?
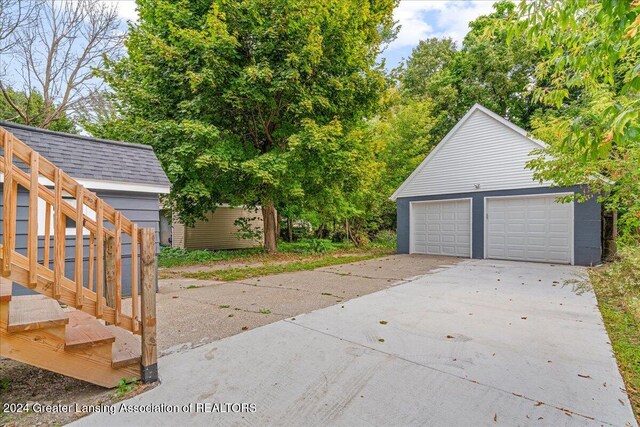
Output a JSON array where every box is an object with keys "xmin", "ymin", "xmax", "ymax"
[
  {"xmin": 505, "ymin": 0, "xmax": 640, "ymax": 237},
  {"xmin": 400, "ymin": 1, "xmax": 542, "ymax": 140},
  {"xmin": 99, "ymin": 0, "xmax": 396, "ymax": 252}
]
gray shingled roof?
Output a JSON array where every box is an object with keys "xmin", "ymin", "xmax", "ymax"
[{"xmin": 1, "ymin": 121, "xmax": 170, "ymax": 188}]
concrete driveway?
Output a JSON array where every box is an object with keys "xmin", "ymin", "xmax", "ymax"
[{"xmin": 75, "ymin": 258, "xmax": 637, "ymax": 426}]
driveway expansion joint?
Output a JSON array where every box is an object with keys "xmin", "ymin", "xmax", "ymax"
[{"xmin": 283, "ymin": 320, "xmax": 613, "ymax": 426}]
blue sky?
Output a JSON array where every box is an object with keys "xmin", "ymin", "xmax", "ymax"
[
  {"xmin": 111, "ymin": 0, "xmax": 498, "ymax": 68},
  {"xmin": 380, "ymin": 0, "xmax": 498, "ymax": 67}
]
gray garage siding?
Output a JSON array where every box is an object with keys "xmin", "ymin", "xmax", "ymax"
[
  {"xmin": 396, "ymin": 185, "xmax": 601, "ymax": 266},
  {"xmin": 0, "ymin": 185, "xmax": 160, "ymax": 297}
]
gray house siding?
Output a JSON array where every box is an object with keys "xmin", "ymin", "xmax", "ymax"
[
  {"xmin": 1, "ymin": 185, "xmax": 161, "ymax": 297},
  {"xmin": 396, "ymin": 185, "xmax": 601, "ymax": 266}
]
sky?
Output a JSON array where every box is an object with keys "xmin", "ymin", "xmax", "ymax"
[{"xmin": 109, "ymin": 0, "xmax": 499, "ymax": 68}]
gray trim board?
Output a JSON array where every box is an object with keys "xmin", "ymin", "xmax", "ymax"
[{"xmin": 396, "ymin": 186, "xmax": 601, "ymax": 266}]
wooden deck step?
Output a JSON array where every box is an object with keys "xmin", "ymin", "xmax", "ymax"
[
  {"xmin": 8, "ymin": 295, "xmax": 69, "ymax": 333},
  {"xmin": 107, "ymin": 325, "xmax": 141, "ymax": 369},
  {"xmin": 0, "ymin": 277, "xmax": 12, "ymax": 302},
  {"xmin": 65, "ymin": 310, "xmax": 116, "ymax": 350}
]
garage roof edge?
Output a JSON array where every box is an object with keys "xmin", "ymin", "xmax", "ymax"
[{"xmin": 389, "ymin": 104, "xmax": 547, "ymax": 202}]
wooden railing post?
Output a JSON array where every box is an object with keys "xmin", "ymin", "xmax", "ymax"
[
  {"xmin": 2, "ymin": 131, "xmax": 14, "ymax": 276},
  {"xmin": 105, "ymin": 235, "xmax": 116, "ymax": 310},
  {"xmin": 140, "ymin": 227, "xmax": 157, "ymax": 383}
]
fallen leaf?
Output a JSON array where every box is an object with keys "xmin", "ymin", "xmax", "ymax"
[
  {"xmin": 493, "ymin": 414, "xmax": 497, "ymax": 422},
  {"xmin": 446, "ymin": 335, "xmax": 455, "ymax": 339},
  {"xmin": 521, "ymin": 316, "xmax": 528, "ymax": 320}
]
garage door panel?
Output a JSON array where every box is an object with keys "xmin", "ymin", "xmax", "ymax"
[
  {"xmin": 441, "ymin": 223, "xmax": 455, "ymax": 232},
  {"xmin": 412, "ymin": 200, "xmax": 471, "ymax": 257},
  {"xmin": 486, "ymin": 195, "xmax": 572, "ymax": 264}
]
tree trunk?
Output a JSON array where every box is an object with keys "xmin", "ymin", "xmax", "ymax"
[
  {"xmin": 262, "ymin": 201, "xmax": 278, "ymax": 253},
  {"xmin": 287, "ymin": 217, "xmax": 293, "ymax": 242}
]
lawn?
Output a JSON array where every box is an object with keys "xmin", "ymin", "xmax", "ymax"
[
  {"xmin": 159, "ymin": 235, "xmax": 395, "ymax": 267},
  {"xmin": 159, "ymin": 235, "xmax": 397, "ymax": 280},
  {"xmin": 182, "ymin": 252, "xmax": 388, "ymax": 281},
  {"xmin": 589, "ymin": 244, "xmax": 640, "ymax": 422}
]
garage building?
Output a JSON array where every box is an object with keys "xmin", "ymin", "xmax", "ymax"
[{"xmin": 391, "ymin": 104, "xmax": 602, "ymax": 266}]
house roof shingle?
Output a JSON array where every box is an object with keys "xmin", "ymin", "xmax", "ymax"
[{"xmin": 1, "ymin": 121, "xmax": 170, "ymax": 188}]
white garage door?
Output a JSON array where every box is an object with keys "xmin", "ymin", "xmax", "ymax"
[
  {"xmin": 411, "ymin": 200, "xmax": 471, "ymax": 257},
  {"xmin": 486, "ymin": 195, "xmax": 573, "ymax": 264}
]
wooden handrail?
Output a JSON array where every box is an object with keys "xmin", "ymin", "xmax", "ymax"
[{"xmin": 0, "ymin": 127, "xmax": 155, "ymax": 348}]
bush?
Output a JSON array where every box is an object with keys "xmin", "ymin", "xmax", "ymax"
[
  {"xmin": 371, "ymin": 229, "xmax": 397, "ymax": 249},
  {"xmin": 294, "ymin": 238, "xmax": 334, "ymax": 254},
  {"xmin": 592, "ymin": 244, "xmax": 640, "ymax": 323}
]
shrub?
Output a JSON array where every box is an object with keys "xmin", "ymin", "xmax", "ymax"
[{"xmin": 371, "ymin": 229, "xmax": 397, "ymax": 249}]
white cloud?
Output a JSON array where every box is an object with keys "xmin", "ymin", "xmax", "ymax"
[
  {"xmin": 110, "ymin": 0, "xmax": 138, "ymax": 21},
  {"xmin": 109, "ymin": 1, "xmax": 497, "ymax": 49},
  {"xmin": 389, "ymin": 0, "xmax": 498, "ymax": 50}
]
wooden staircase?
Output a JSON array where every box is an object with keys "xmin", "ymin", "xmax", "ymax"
[{"xmin": 0, "ymin": 127, "xmax": 157, "ymax": 388}]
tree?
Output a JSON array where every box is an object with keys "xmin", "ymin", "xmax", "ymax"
[
  {"xmin": 99, "ymin": 0, "xmax": 396, "ymax": 252},
  {"xmin": 400, "ymin": 1, "xmax": 542, "ymax": 140},
  {"xmin": 0, "ymin": 0, "xmax": 41, "ymax": 54},
  {"xmin": 505, "ymin": 0, "xmax": 640, "ymax": 238},
  {"xmin": 0, "ymin": 87, "xmax": 76, "ymax": 132},
  {"xmin": 0, "ymin": 0, "xmax": 123, "ymax": 129}
]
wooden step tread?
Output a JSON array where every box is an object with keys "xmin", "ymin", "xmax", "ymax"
[
  {"xmin": 0, "ymin": 277, "xmax": 11, "ymax": 302},
  {"xmin": 8, "ymin": 295, "xmax": 69, "ymax": 333},
  {"xmin": 65, "ymin": 311, "xmax": 116, "ymax": 350},
  {"xmin": 107, "ymin": 325, "xmax": 141, "ymax": 369}
]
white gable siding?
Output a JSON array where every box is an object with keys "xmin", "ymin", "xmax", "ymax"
[{"xmin": 395, "ymin": 109, "xmax": 552, "ymax": 198}]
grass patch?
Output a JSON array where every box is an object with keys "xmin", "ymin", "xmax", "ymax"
[
  {"xmin": 589, "ymin": 244, "xmax": 640, "ymax": 422},
  {"xmin": 158, "ymin": 246, "xmax": 264, "ymax": 268},
  {"xmin": 183, "ymin": 253, "xmax": 388, "ymax": 281},
  {"xmin": 159, "ymin": 235, "xmax": 397, "ymax": 269}
]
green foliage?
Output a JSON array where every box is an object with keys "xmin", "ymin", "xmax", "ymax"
[
  {"xmin": 304, "ymin": 239, "xmax": 332, "ymax": 254},
  {"xmin": 158, "ymin": 246, "xmax": 263, "ymax": 268},
  {"xmin": 0, "ymin": 88, "xmax": 76, "ymax": 132},
  {"xmin": 371, "ymin": 230, "xmax": 397, "ymax": 249},
  {"xmin": 116, "ymin": 377, "xmax": 138, "ymax": 398},
  {"xmin": 184, "ymin": 252, "xmax": 390, "ymax": 281},
  {"xmin": 96, "ymin": 0, "xmax": 397, "ymax": 249},
  {"xmin": 399, "ymin": 1, "xmax": 542, "ymax": 140},
  {"xmin": 505, "ymin": 0, "xmax": 640, "ymax": 237},
  {"xmin": 233, "ymin": 215, "xmax": 263, "ymax": 243},
  {"xmin": 0, "ymin": 376, "xmax": 10, "ymax": 394},
  {"xmin": 590, "ymin": 244, "xmax": 640, "ymax": 418}
]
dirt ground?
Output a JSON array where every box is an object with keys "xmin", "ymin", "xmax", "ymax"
[{"xmin": 0, "ymin": 254, "xmax": 458, "ymax": 426}]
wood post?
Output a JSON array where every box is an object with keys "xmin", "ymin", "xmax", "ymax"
[
  {"xmin": 140, "ymin": 227, "xmax": 157, "ymax": 383},
  {"xmin": 53, "ymin": 168, "xmax": 64, "ymax": 299},
  {"xmin": 2, "ymin": 132, "xmax": 14, "ymax": 275},
  {"xmin": 75, "ymin": 186, "xmax": 84, "ymax": 307},
  {"xmin": 105, "ymin": 235, "xmax": 116, "ymax": 309},
  {"xmin": 95, "ymin": 199, "xmax": 104, "ymax": 318},
  {"xmin": 27, "ymin": 151, "xmax": 39, "ymax": 287}
]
